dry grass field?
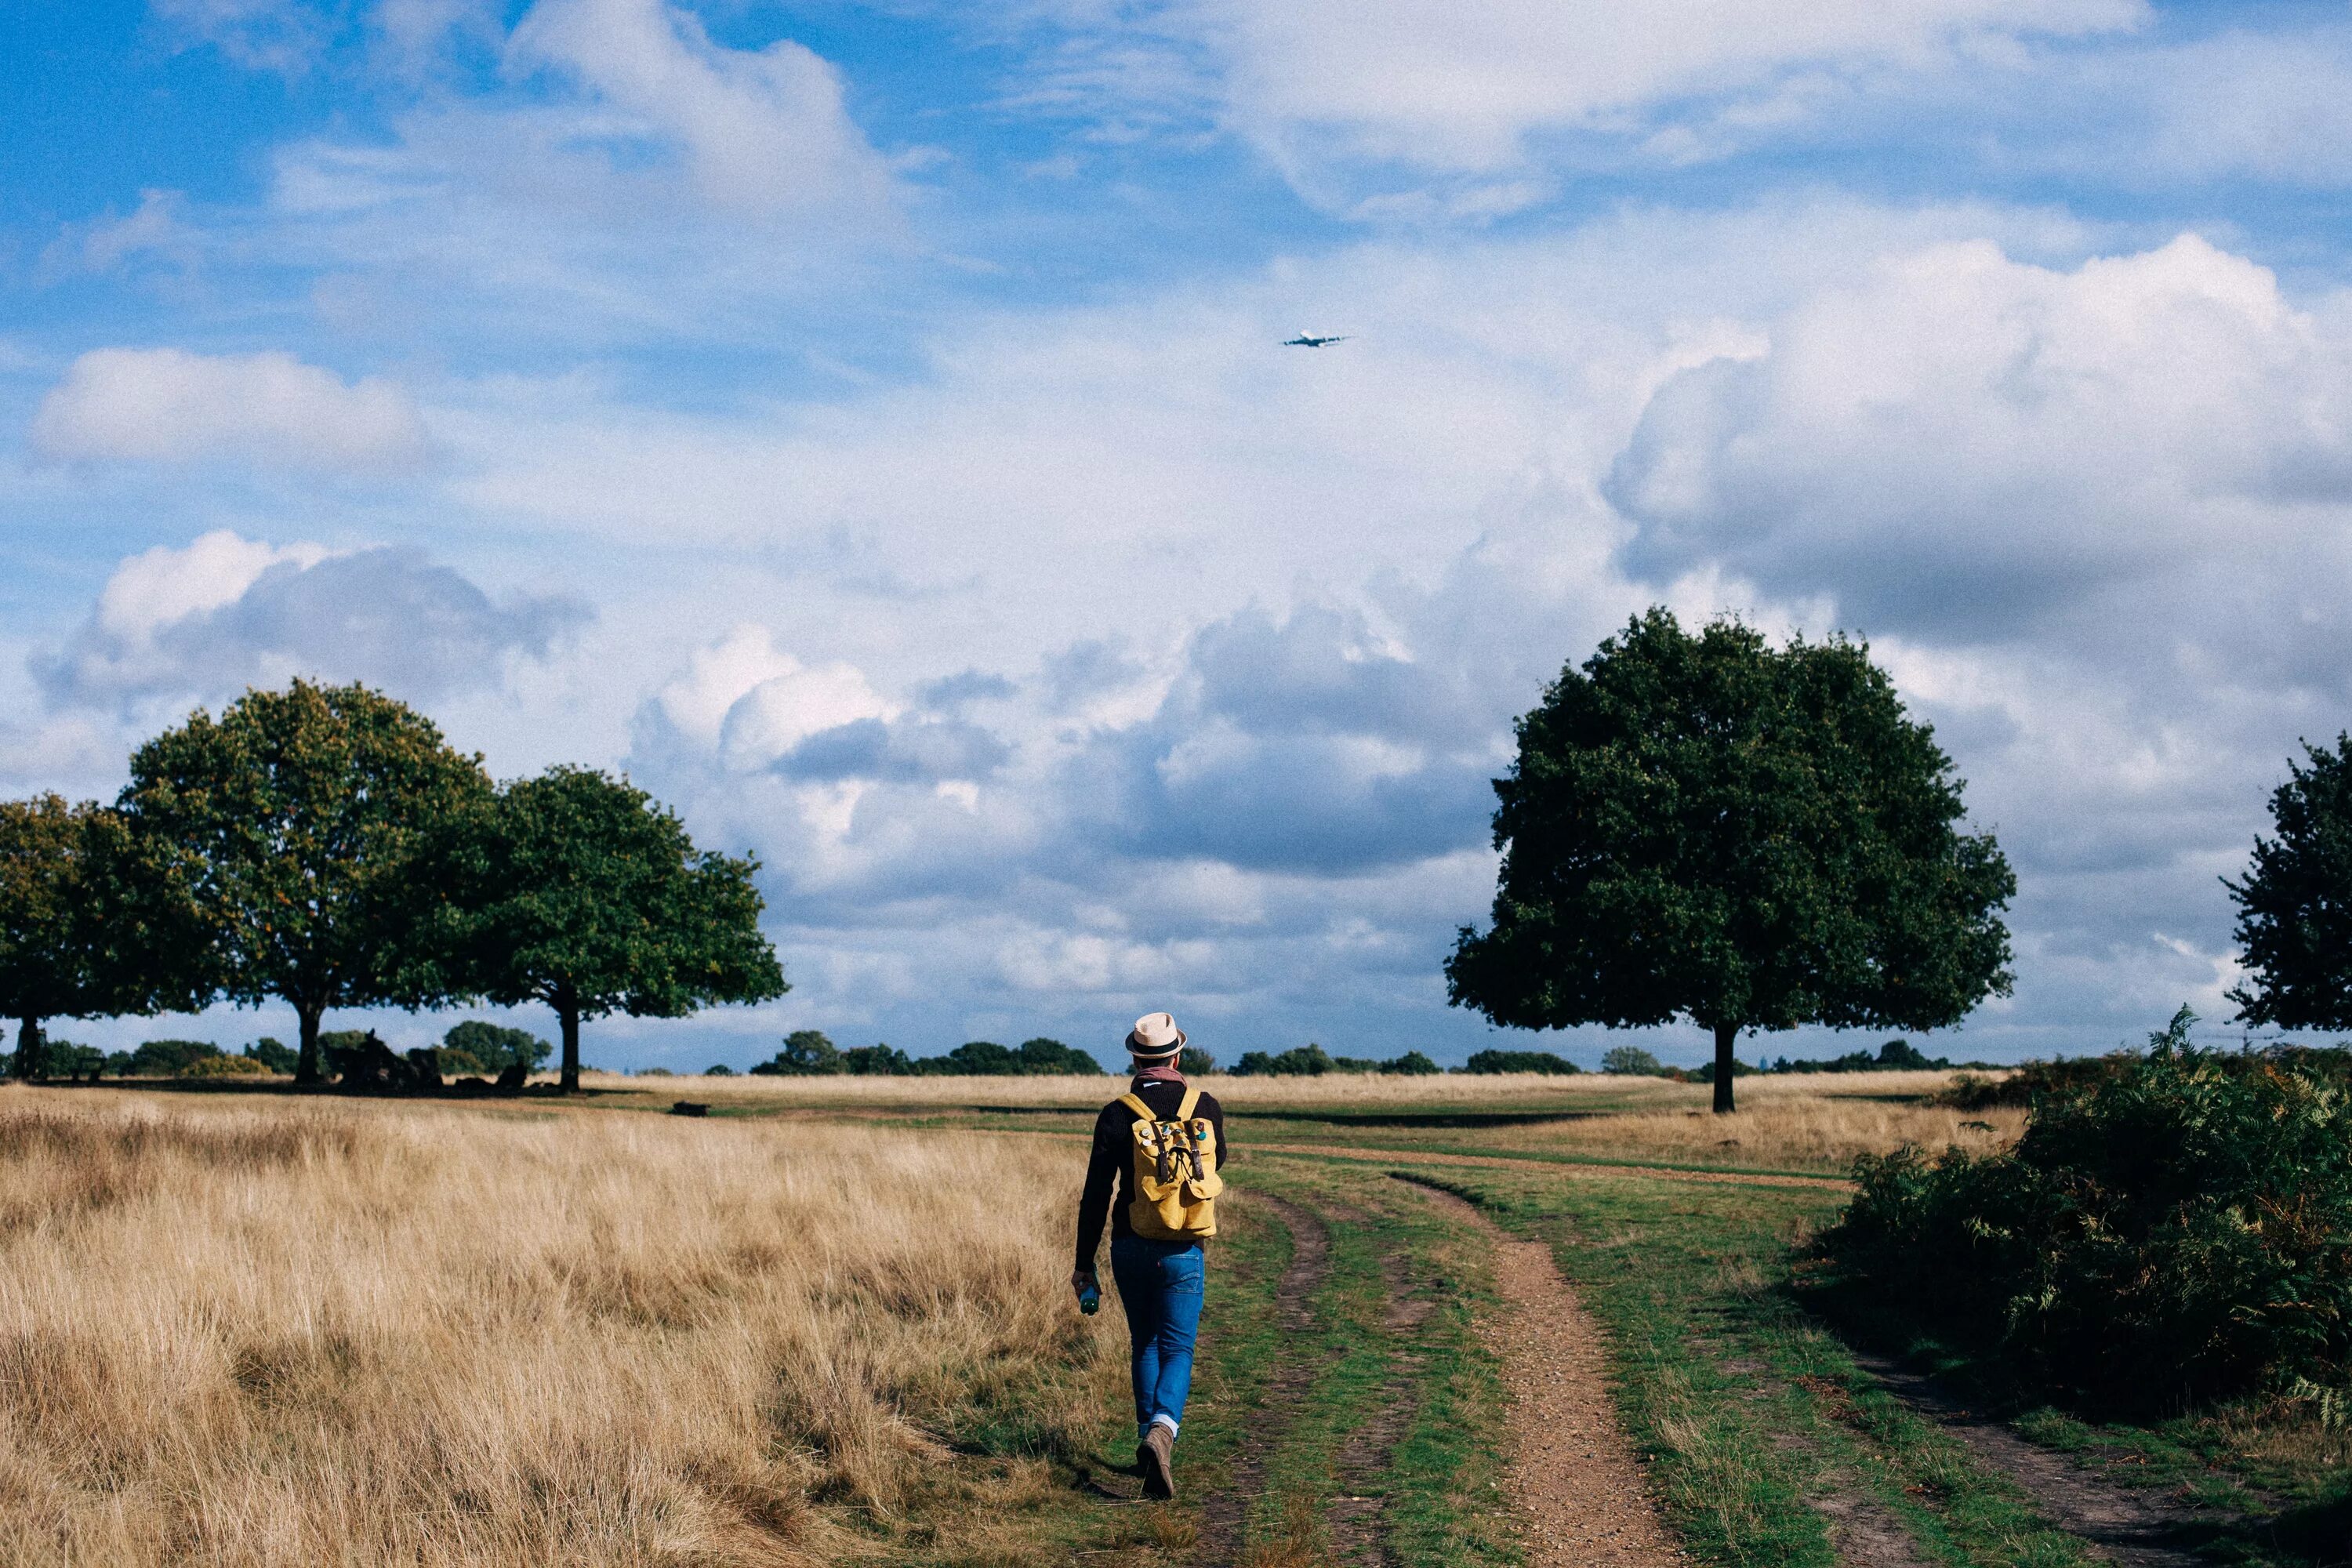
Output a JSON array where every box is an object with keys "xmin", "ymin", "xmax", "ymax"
[
  {"xmin": 0, "ymin": 1089, "xmax": 1120, "ymax": 1567},
  {"xmin": 0, "ymin": 1067, "xmax": 2034, "ymax": 1566},
  {"xmin": 593, "ymin": 1066, "xmax": 2020, "ymax": 1174},
  {"xmin": 1475, "ymin": 1072, "xmax": 2027, "ymax": 1171}
]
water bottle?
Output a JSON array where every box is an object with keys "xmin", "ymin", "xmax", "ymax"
[{"xmin": 1077, "ymin": 1279, "xmax": 1101, "ymax": 1316}]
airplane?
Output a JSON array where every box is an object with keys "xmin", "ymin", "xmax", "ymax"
[{"xmin": 1283, "ymin": 332, "xmax": 1350, "ymax": 347}]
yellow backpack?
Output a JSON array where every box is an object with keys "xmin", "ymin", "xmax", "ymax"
[{"xmin": 1120, "ymin": 1087, "xmax": 1223, "ymax": 1240}]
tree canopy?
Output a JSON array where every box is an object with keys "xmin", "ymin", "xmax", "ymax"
[
  {"xmin": 440, "ymin": 1020, "xmax": 552, "ymax": 1076},
  {"xmin": 0, "ymin": 796, "xmax": 151, "ymax": 1078},
  {"xmin": 1446, "ymin": 610, "xmax": 2014, "ymax": 1112},
  {"xmin": 426, "ymin": 766, "xmax": 786, "ymax": 1092},
  {"xmin": 2228, "ymin": 735, "xmax": 2352, "ymax": 1030},
  {"xmin": 119, "ymin": 681, "xmax": 492, "ymax": 1083}
]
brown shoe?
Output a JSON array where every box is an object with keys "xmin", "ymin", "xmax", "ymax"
[{"xmin": 1139, "ymin": 1423, "xmax": 1175, "ymax": 1500}]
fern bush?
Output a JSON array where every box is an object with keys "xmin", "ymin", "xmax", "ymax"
[{"xmin": 1820, "ymin": 1008, "xmax": 2352, "ymax": 1411}]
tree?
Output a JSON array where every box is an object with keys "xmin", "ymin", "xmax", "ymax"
[
  {"xmin": 428, "ymin": 767, "xmax": 786, "ymax": 1093},
  {"xmin": 2229, "ymin": 736, "xmax": 2352, "ymax": 1030},
  {"xmin": 840, "ymin": 1044, "xmax": 914, "ymax": 1075},
  {"xmin": 752, "ymin": 1029, "xmax": 843, "ymax": 1076},
  {"xmin": 925, "ymin": 1040, "xmax": 1018, "ymax": 1075},
  {"xmin": 1601, "ymin": 1045, "xmax": 1665, "ymax": 1076},
  {"xmin": 120, "ymin": 681, "xmax": 491, "ymax": 1083},
  {"xmin": 1447, "ymin": 610, "xmax": 2013, "ymax": 1113},
  {"xmin": 441, "ymin": 1020, "xmax": 551, "ymax": 1076},
  {"xmin": 243, "ymin": 1037, "xmax": 299, "ymax": 1073},
  {"xmin": 1017, "ymin": 1037, "xmax": 1105, "ymax": 1074},
  {"xmin": 0, "ymin": 796, "xmax": 157, "ymax": 1080}
]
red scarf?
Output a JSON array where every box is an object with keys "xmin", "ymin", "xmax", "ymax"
[{"xmin": 1131, "ymin": 1062, "xmax": 1185, "ymax": 1087}]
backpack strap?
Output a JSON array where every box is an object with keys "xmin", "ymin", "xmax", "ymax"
[
  {"xmin": 1176, "ymin": 1085, "xmax": 1202, "ymax": 1120},
  {"xmin": 1116, "ymin": 1093, "xmax": 1152, "ymax": 1120}
]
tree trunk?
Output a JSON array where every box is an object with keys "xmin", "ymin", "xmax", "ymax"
[
  {"xmin": 295, "ymin": 1004, "xmax": 324, "ymax": 1086},
  {"xmin": 1712, "ymin": 1021, "xmax": 1739, "ymax": 1115},
  {"xmin": 12, "ymin": 1017, "xmax": 43, "ymax": 1083},
  {"xmin": 559, "ymin": 998, "xmax": 582, "ymax": 1094}
]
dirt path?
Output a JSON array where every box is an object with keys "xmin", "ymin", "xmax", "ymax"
[
  {"xmin": 1851, "ymin": 1354, "xmax": 2209, "ymax": 1568},
  {"xmin": 1399, "ymin": 1179, "xmax": 1686, "ymax": 1566},
  {"xmin": 1198, "ymin": 1192, "xmax": 1330, "ymax": 1566}
]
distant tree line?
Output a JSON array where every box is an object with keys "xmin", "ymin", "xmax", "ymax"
[
  {"xmin": 0, "ymin": 680, "xmax": 784, "ymax": 1091},
  {"xmin": 745, "ymin": 1030, "xmax": 1108, "ymax": 1076}
]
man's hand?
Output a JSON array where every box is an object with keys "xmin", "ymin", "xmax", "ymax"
[{"xmin": 1071, "ymin": 1269, "xmax": 1097, "ymax": 1296}]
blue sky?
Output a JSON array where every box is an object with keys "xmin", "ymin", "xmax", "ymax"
[{"xmin": 9, "ymin": 0, "xmax": 2352, "ymax": 1071}]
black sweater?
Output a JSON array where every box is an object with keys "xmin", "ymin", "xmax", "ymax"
[{"xmin": 1074, "ymin": 1077, "xmax": 1229, "ymax": 1272}]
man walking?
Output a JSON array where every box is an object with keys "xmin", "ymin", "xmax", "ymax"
[{"xmin": 1073, "ymin": 1011, "xmax": 1228, "ymax": 1501}]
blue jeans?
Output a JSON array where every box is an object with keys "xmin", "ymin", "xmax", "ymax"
[{"xmin": 1109, "ymin": 1236, "xmax": 1205, "ymax": 1441}]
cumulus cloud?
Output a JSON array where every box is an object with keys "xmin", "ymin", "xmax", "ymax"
[
  {"xmin": 1609, "ymin": 234, "xmax": 2352, "ymax": 637},
  {"xmin": 31, "ymin": 348, "xmax": 429, "ymax": 470},
  {"xmin": 35, "ymin": 530, "xmax": 586, "ymax": 708},
  {"xmin": 778, "ymin": 716, "xmax": 1011, "ymax": 785},
  {"xmin": 642, "ymin": 624, "xmax": 896, "ymax": 769}
]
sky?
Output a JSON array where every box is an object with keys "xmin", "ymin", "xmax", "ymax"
[{"xmin": 8, "ymin": 0, "xmax": 2352, "ymax": 1072}]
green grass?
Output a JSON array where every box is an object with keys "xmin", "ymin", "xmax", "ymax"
[
  {"xmin": 1414, "ymin": 1166, "xmax": 2105, "ymax": 1568},
  {"xmin": 1235, "ymin": 1159, "xmax": 1519, "ymax": 1566}
]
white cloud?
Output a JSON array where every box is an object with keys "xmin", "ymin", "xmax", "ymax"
[
  {"xmin": 38, "ymin": 190, "xmax": 201, "ymax": 281},
  {"xmin": 34, "ymin": 530, "xmax": 586, "ymax": 710},
  {"xmin": 151, "ymin": 0, "xmax": 326, "ymax": 72},
  {"xmin": 507, "ymin": 0, "xmax": 894, "ymax": 214},
  {"xmin": 1217, "ymin": 0, "xmax": 2136, "ymax": 165},
  {"xmin": 648, "ymin": 624, "xmax": 896, "ymax": 768},
  {"xmin": 1610, "ymin": 234, "xmax": 2352, "ymax": 635},
  {"xmin": 1015, "ymin": 0, "xmax": 2143, "ymax": 212},
  {"xmin": 30, "ymin": 348, "xmax": 430, "ymax": 470}
]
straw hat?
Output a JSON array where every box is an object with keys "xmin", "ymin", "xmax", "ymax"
[{"xmin": 1127, "ymin": 1011, "xmax": 1185, "ymax": 1061}]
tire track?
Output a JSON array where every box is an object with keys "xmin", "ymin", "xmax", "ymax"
[
  {"xmin": 1326, "ymin": 1214, "xmax": 1428, "ymax": 1568},
  {"xmin": 1851, "ymin": 1353, "xmax": 2208, "ymax": 1568},
  {"xmin": 1198, "ymin": 1191, "xmax": 1331, "ymax": 1566}
]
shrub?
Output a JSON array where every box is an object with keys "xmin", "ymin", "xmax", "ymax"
[
  {"xmin": 435, "ymin": 1044, "xmax": 492, "ymax": 1076},
  {"xmin": 1818, "ymin": 1007, "xmax": 2352, "ymax": 1412},
  {"xmin": 318, "ymin": 1030, "xmax": 373, "ymax": 1080},
  {"xmin": 1179, "ymin": 1045, "xmax": 1217, "ymax": 1076},
  {"xmin": 1601, "ymin": 1045, "xmax": 1664, "ymax": 1076},
  {"xmin": 130, "ymin": 1040, "xmax": 223, "ymax": 1076},
  {"xmin": 704, "ymin": 1064, "xmax": 735, "ymax": 1076},
  {"xmin": 180, "ymin": 1054, "xmax": 268, "ymax": 1078},
  {"xmin": 1933, "ymin": 1051, "xmax": 2132, "ymax": 1109},
  {"xmin": 1462, "ymin": 1048, "xmax": 1581, "ymax": 1075},
  {"xmin": 242, "ymin": 1037, "xmax": 299, "ymax": 1074}
]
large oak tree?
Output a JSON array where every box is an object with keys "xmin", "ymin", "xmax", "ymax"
[
  {"xmin": 423, "ymin": 767, "xmax": 786, "ymax": 1092},
  {"xmin": 120, "ymin": 681, "xmax": 491, "ymax": 1083},
  {"xmin": 1446, "ymin": 610, "xmax": 2014, "ymax": 1112}
]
